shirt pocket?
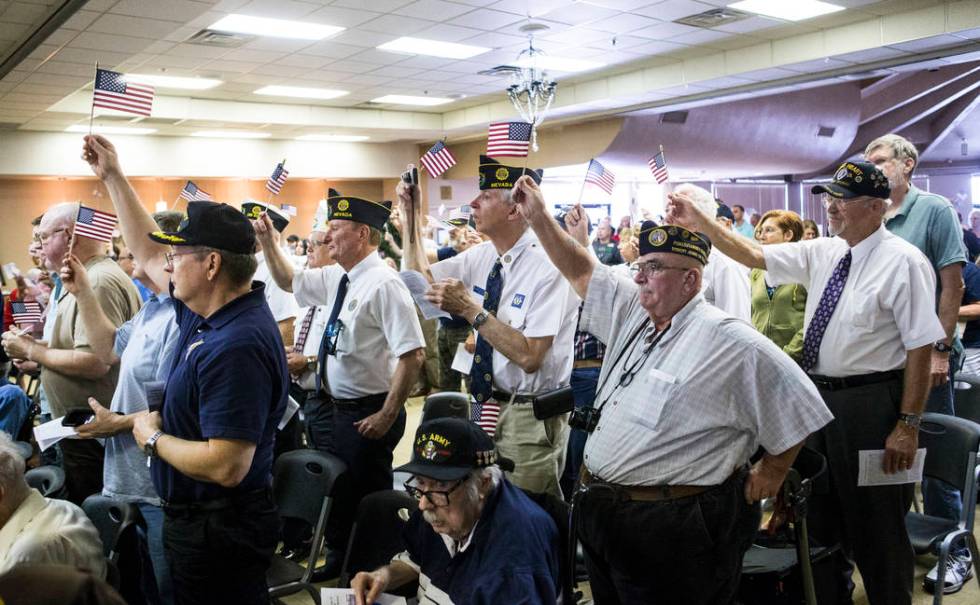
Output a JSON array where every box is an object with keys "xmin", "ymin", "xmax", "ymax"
[
  {"xmin": 625, "ymin": 367, "xmax": 679, "ymax": 431},
  {"xmin": 497, "ymin": 293, "xmax": 529, "ymax": 331},
  {"xmin": 849, "ymin": 290, "xmax": 880, "ymax": 332}
]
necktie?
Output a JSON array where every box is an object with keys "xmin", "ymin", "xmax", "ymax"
[
  {"xmin": 801, "ymin": 251, "xmax": 852, "ymax": 372},
  {"xmin": 315, "ymin": 274, "xmax": 349, "ymax": 393},
  {"xmin": 469, "ymin": 259, "xmax": 504, "ymax": 405},
  {"xmin": 293, "ymin": 307, "xmax": 316, "ymax": 353}
]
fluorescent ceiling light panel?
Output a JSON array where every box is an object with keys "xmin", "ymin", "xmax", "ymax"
[
  {"xmin": 512, "ymin": 55, "xmax": 604, "ymax": 73},
  {"xmin": 254, "ymin": 85, "xmax": 348, "ymax": 100},
  {"xmin": 66, "ymin": 125, "xmax": 156, "ymax": 135},
  {"xmin": 191, "ymin": 130, "xmax": 271, "ymax": 139},
  {"xmin": 209, "ymin": 14, "xmax": 344, "ymax": 40},
  {"xmin": 124, "ymin": 74, "xmax": 222, "ymax": 90},
  {"xmin": 296, "ymin": 134, "xmax": 369, "ymax": 142},
  {"xmin": 371, "ymin": 94, "xmax": 454, "ymax": 106},
  {"xmin": 377, "ymin": 37, "xmax": 490, "ymax": 59},
  {"xmin": 728, "ymin": 0, "xmax": 845, "ymax": 21}
]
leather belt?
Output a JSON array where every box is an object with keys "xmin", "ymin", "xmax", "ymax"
[
  {"xmin": 808, "ymin": 370, "xmax": 902, "ymax": 392},
  {"xmin": 328, "ymin": 392, "xmax": 387, "ymax": 409},
  {"xmin": 163, "ymin": 487, "xmax": 270, "ymax": 515},
  {"xmin": 491, "ymin": 389, "xmax": 536, "ymax": 404},
  {"xmin": 573, "ymin": 359, "xmax": 603, "ymax": 369},
  {"xmin": 580, "ymin": 469, "xmax": 713, "ymax": 502}
]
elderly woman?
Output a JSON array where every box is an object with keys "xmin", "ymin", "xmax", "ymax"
[{"xmin": 751, "ymin": 210, "xmax": 808, "ymax": 362}]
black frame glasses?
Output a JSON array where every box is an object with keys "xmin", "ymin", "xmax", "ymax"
[{"xmin": 403, "ymin": 478, "xmax": 464, "ymax": 507}]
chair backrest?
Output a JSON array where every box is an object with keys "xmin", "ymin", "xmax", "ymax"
[
  {"xmin": 273, "ymin": 449, "xmax": 347, "ymax": 526},
  {"xmin": 339, "ymin": 489, "xmax": 417, "ymax": 588},
  {"xmin": 953, "ymin": 376, "xmax": 980, "ymax": 426},
  {"xmin": 919, "ymin": 413, "xmax": 980, "ymax": 527},
  {"xmin": 81, "ymin": 495, "xmax": 140, "ymax": 562},
  {"xmin": 421, "ymin": 392, "xmax": 470, "ymax": 423},
  {"xmin": 24, "ymin": 465, "xmax": 66, "ymax": 498},
  {"xmin": 521, "ymin": 489, "xmax": 574, "ymax": 605}
]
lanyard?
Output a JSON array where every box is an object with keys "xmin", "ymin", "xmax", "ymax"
[{"xmin": 591, "ymin": 318, "xmax": 669, "ymax": 415}]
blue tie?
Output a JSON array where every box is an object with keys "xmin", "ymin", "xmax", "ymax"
[
  {"xmin": 801, "ymin": 251, "xmax": 851, "ymax": 372},
  {"xmin": 470, "ymin": 259, "xmax": 504, "ymax": 404},
  {"xmin": 316, "ymin": 274, "xmax": 349, "ymax": 393}
]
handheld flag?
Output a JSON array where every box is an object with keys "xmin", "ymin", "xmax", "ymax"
[
  {"xmin": 265, "ymin": 162, "xmax": 289, "ymax": 195},
  {"xmin": 470, "ymin": 400, "xmax": 501, "ymax": 438},
  {"xmin": 584, "ymin": 159, "xmax": 616, "ymax": 194},
  {"xmin": 648, "ymin": 150, "xmax": 669, "ymax": 184},
  {"xmin": 179, "ymin": 181, "xmax": 212, "ymax": 202},
  {"xmin": 420, "ymin": 141, "xmax": 457, "ymax": 178},
  {"xmin": 10, "ymin": 301, "xmax": 42, "ymax": 326},
  {"xmin": 92, "ymin": 68, "xmax": 154, "ymax": 117},
  {"xmin": 487, "ymin": 121, "xmax": 532, "ymax": 157},
  {"xmin": 74, "ymin": 206, "xmax": 117, "ymax": 243}
]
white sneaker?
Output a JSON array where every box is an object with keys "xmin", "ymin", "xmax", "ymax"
[{"xmin": 924, "ymin": 553, "xmax": 974, "ymax": 594}]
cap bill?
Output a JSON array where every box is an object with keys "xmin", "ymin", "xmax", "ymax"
[
  {"xmin": 393, "ymin": 462, "xmax": 472, "ymax": 482},
  {"xmin": 148, "ymin": 231, "xmax": 191, "ymax": 245},
  {"xmin": 810, "ymin": 183, "xmax": 858, "ymax": 199}
]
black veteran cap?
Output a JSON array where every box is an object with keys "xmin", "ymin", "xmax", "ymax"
[
  {"xmin": 241, "ymin": 200, "xmax": 290, "ymax": 233},
  {"xmin": 395, "ymin": 417, "xmax": 512, "ymax": 481},
  {"xmin": 638, "ymin": 221, "xmax": 711, "ymax": 266},
  {"xmin": 715, "ymin": 202, "xmax": 734, "ymax": 221},
  {"xmin": 149, "ymin": 201, "xmax": 255, "ymax": 254},
  {"xmin": 479, "ymin": 155, "xmax": 543, "ymax": 191},
  {"xmin": 812, "ymin": 161, "xmax": 890, "ymax": 200},
  {"xmin": 327, "ymin": 195, "xmax": 391, "ymax": 231}
]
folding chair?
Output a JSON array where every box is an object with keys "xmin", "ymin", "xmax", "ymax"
[
  {"xmin": 338, "ymin": 489, "xmax": 417, "ymax": 596},
  {"xmin": 421, "ymin": 392, "xmax": 469, "ymax": 423},
  {"xmin": 953, "ymin": 374, "xmax": 980, "ymax": 426},
  {"xmin": 25, "ymin": 465, "xmax": 65, "ymax": 498},
  {"xmin": 267, "ymin": 449, "xmax": 347, "ymax": 605},
  {"xmin": 906, "ymin": 413, "xmax": 980, "ymax": 605},
  {"xmin": 81, "ymin": 495, "xmax": 141, "ymax": 591}
]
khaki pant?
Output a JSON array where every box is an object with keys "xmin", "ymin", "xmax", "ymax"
[{"xmin": 494, "ymin": 401, "xmax": 569, "ymax": 498}]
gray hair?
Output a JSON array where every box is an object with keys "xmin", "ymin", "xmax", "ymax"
[
  {"xmin": 40, "ymin": 201, "xmax": 81, "ymax": 229},
  {"xmin": 0, "ymin": 431, "xmax": 27, "ymax": 499},
  {"xmin": 461, "ymin": 465, "xmax": 503, "ymax": 504},
  {"xmin": 672, "ymin": 183, "xmax": 717, "ymax": 217},
  {"xmin": 865, "ymin": 134, "xmax": 919, "ymax": 175}
]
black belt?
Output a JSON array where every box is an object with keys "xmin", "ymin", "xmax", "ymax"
[
  {"xmin": 163, "ymin": 487, "xmax": 270, "ymax": 515},
  {"xmin": 491, "ymin": 389, "xmax": 536, "ymax": 404},
  {"xmin": 328, "ymin": 392, "xmax": 387, "ymax": 409},
  {"xmin": 808, "ymin": 370, "xmax": 903, "ymax": 392}
]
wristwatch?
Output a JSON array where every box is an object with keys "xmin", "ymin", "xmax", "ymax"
[
  {"xmin": 305, "ymin": 355, "xmax": 317, "ymax": 371},
  {"xmin": 472, "ymin": 310, "xmax": 489, "ymax": 329},
  {"xmin": 934, "ymin": 341, "xmax": 952, "ymax": 353},
  {"xmin": 898, "ymin": 413, "xmax": 921, "ymax": 429},
  {"xmin": 144, "ymin": 430, "xmax": 164, "ymax": 457}
]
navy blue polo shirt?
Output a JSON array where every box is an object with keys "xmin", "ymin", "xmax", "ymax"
[
  {"xmin": 153, "ymin": 282, "xmax": 288, "ymax": 504},
  {"xmin": 962, "ymin": 263, "xmax": 980, "ymax": 349}
]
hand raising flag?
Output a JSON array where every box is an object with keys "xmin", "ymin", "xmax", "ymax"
[
  {"xmin": 648, "ymin": 150, "xmax": 669, "ymax": 184},
  {"xmin": 11, "ymin": 301, "xmax": 43, "ymax": 327},
  {"xmin": 420, "ymin": 141, "xmax": 457, "ymax": 178},
  {"xmin": 74, "ymin": 206, "xmax": 117, "ymax": 243},
  {"xmin": 584, "ymin": 159, "xmax": 616, "ymax": 194},
  {"xmin": 266, "ymin": 162, "xmax": 289, "ymax": 195},
  {"xmin": 92, "ymin": 68, "xmax": 154, "ymax": 117}
]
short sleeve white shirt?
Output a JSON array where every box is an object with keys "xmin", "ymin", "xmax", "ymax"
[
  {"xmin": 702, "ymin": 247, "xmax": 751, "ymax": 321},
  {"xmin": 291, "ymin": 304, "xmax": 330, "ymax": 391},
  {"xmin": 292, "ymin": 253, "xmax": 425, "ymax": 398},
  {"xmin": 255, "ymin": 253, "xmax": 299, "ymax": 323},
  {"xmin": 430, "ymin": 230, "xmax": 578, "ymax": 394},
  {"xmin": 763, "ymin": 225, "xmax": 944, "ymax": 376}
]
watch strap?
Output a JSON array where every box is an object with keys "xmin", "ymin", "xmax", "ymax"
[
  {"xmin": 898, "ymin": 413, "xmax": 921, "ymax": 428},
  {"xmin": 144, "ymin": 430, "xmax": 164, "ymax": 457},
  {"xmin": 472, "ymin": 311, "xmax": 489, "ymax": 329},
  {"xmin": 934, "ymin": 341, "xmax": 952, "ymax": 352}
]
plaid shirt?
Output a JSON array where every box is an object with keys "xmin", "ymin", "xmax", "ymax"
[{"xmin": 574, "ymin": 305, "xmax": 604, "ymax": 361}]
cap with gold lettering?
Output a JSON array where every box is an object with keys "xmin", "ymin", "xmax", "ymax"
[
  {"xmin": 327, "ymin": 195, "xmax": 391, "ymax": 231},
  {"xmin": 637, "ymin": 221, "xmax": 711, "ymax": 266},
  {"xmin": 394, "ymin": 417, "xmax": 514, "ymax": 481},
  {"xmin": 241, "ymin": 200, "xmax": 290, "ymax": 233},
  {"xmin": 478, "ymin": 155, "xmax": 543, "ymax": 191},
  {"xmin": 811, "ymin": 161, "xmax": 890, "ymax": 200}
]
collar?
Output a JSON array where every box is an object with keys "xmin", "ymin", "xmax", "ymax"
[
  {"xmin": 0, "ymin": 490, "xmax": 46, "ymax": 553},
  {"xmin": 439, "ymin": 519, "xmax": 480, "ymax": 557},
  {"xmin": 849, "ymin": 223, "xmax": 887, "ymax": 264},
  {"xmin": 435, "ymin": 480, "xmax": 504, "ymax": 558},
  {"xmin": 891, "ymin": 185, "xmax": 921, "ymax": 219},
  {"xmin": 658, "ymin": 293, "xmax": 705, "ymax": 343},
  {"xmin": 346, "ymin": 251, "xmax": 383, "ymax": 282},
  {"xmin": 82, "ymin": 255, "xmax": 108, "ymax": 269},
  {"xmin": 199, "ymin": 282, "xmax": 268, "ymax": 329},
  {"xmin": 497, "ymin": 229, "xmax": 538, "ymax": 268}
]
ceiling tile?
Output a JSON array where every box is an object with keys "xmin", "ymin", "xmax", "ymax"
[
  {"xmin": 586, "ymin": 12, "xmax": 660, "ymax": 34},
  {"xmin": 460, "ymin": 30, "xmax": 525, "ymax": 48},
  {"xmin": 341, "ymin": 73, "xmax": 392, "ymax": 86},
  {"xmin": 345, "ymin": 48, "xmax": 410, "ymax": 65},
  {"xmin": 328, "ymin": 29, "xmax": 397, "ymax": 49},
  {"xmin": 394, "ymin": 0, "xmax": 475, "ymax": 21},
  {"xmin": 298, "ymin": 40, "xmax": 363, "ymax": 58},
  {"xmin": 0, "ymin": 22, "xmax": 26, "ymax": 42},
  {"xmin": 88, "ymin": 14, "xmax": 184, "ymax": 40},
  {"xmin": 35, "ymin": 60, "xmax": 94, "ymax": 77},
  {"xmin": 68, "ymin": 31, "xmax": 156, "ymax": 54},
  {"xmin": 41, "ymin": 28, "xmax": 79, "ymax": 46},
  {"xmin": 293, "ymin": 69, "xmax": 351, "ymax": 82},
  {"xmin": 447, "ymin": 8, "xmax": 524, "ymax": 29},
  {"xmin": 368, "ymin": 64, "xmax": 425, "ymax": 78},
  {"xmin": 248, "ymin": 63, "xmax": 307, "ymax": 77},
  {"xmin": 359, "ymin": 14, "xmax": 436, "ymax": 35},
  {"xmin": 2, "ymin": 2, "xmax": 50, "ymax": 24},
  {"xmin": 322, "ymin": 59, "xmax": 385, "ymax": 73},
  {"xmin": 199, "ymin": 58, "xmax": 260, "ymax": 73},
  {"xmin": 240, "ymin": 38, "xmax": 316, "ymax": 53},
  {"xmin": 235, "ymin": 0, "xmax": 322, "ymax": 19},
  {"xmin": 143, "ymin": 40, "xmax": 176, "ymax": 54},
  {"xmin": 330, "ymin": 0, "xmax": 413, "ymax": 10},
  {"xmin": 274, "ymin": 53, "xmax": 332, "ymax": 69},
  {"xmin": 390, "ymin": 54, "xmax": 457, "ymax": 70},
  {"xmin": 142, "ymin": 53, "xmax": 210, "ymax": 70},
  {"xmin": 537, "ymin": 3, "xmax": 617, "ymax": 26},
  {"xmin": 304, "ymin": 5, "xmax": 382, "ymax": 28},
  {"xmin": 631, "ymin": 0, "xmax": 715, "ymax": 21},
  {"xmin": 620, "ymin": 38, "xmax": 689, "ymax": 56},
  {"xmin": 59, "ymin": 9, "xmax": 102, "ymax": 32},
  {"xmin": 50, "ymin": 46, "xmax": 130, "ymax": 67},
  {"xmin": 109, "ymin": 0, "xmax": 213, "ymax": 22},
  {"xmin": 488, "ymin": 0, "xmax": 570, "ymax": 17},
  {"xmin": 712, "ymin": 15, "xmax": 782, "ymax": 34},
  {"xmin": 166, "ymin": 43, "xmax": 229, "ymax": 59},
  {"xmin": 541, "ymin": 27, "xmax": 610, "ymax": 46},
  {"xmin": 220, "ymin": 48, "xmax": 285, "ymax": 63},
  {"xmin": 668, "ymin": 28, "xmax": 732, "ymax": 46},
  {"xmin": 415, "ymin": 23, "xmax": 484, "ymax": 42}
]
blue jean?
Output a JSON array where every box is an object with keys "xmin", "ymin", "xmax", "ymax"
[
  {"xmin": 138, "ymin": 502, "xmax": 173, "ymax": 605},
  {"xmin": 0, "ymin": 384, "xmax": 30, "ymax": 438},
  {"xmin": 560, "ymin": 366, "xmax": 601, "ymax": 499}
]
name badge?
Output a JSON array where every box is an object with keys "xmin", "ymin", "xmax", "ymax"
[
  {"xmin": 473, "ymin": 285, "xmax": 485, "ymax": 296},
  {"xmin": 511, "ymin": 294, "xmax": 526, "ymax": 308}
]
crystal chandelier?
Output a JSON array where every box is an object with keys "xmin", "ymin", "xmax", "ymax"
[{"xmin": 506, "ymin": 30, "xmax": 557, "ymax": 152}]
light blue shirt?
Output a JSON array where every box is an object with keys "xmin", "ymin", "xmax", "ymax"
[
  {"xmin": 734, "ymin": 220, "xmax": 756, "ymax": 239},
  {"xmin": 37, "ymin": 275, "xmax": 61, "ymax": 415},
  {"xmin": 102, "ymin": 291, "xmax": 179, "ymax": 505}
]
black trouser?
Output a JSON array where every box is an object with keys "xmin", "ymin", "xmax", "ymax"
[
  {"xmin": 163, "ymin": 489, "xmax": 279, "ymax": 605},
  {"xmin": 328, "ymin": 393, "xmax": 405, "ymax": 551},
  {"xmin": 59, "ymin": 438, "xmax": 104, "ymax": 505},
  {"xmin": 807, "ymin": 378, "xmax": 914, "ymax": 605},
  {"xmin": 302, "ymin": 391, "xmax": 334, "ymax": 452},
  {"xmin": 577, "ymin": 467, "xmax": 759, "ymax": 605}
]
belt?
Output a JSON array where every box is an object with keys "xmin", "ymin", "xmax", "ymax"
[
  {"xmin": 808, "ymin": 370, "xmax": 903, "ymax": 392},
  {"xmin": 163, "ymin": 487, "xmax": 270, "ymax": 515},
  {"xmin": 328, "ymin": 392, "xmax": 387, "ymax": 409},
  {"xmin": 491, "ymin": 389, "xmax": 536, "ymax": 404},
  {"xmin": 580, "ymin": 469, "xmax": 714, "ymax": 502},
  {"xmin": 573, "ymin": 359, "xmax": 603, "ymax": 369}
]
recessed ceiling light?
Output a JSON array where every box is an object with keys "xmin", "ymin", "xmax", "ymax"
[
  {"xmin": 296, "ymin": 134, "xmax": 370, "ymax": 142},
  {"xmin": 191, "ymin": 130, "xmax": 271, "ymax": 139},
  {"xmin": 65, "ymin": 125, "xmax": 156, "ymax": 135},
  {"xmin": 377, "ymin": 37, "xmax": 490, "ymax": 60},
  {"xmin": 124, "ymin": 74, "xmax": 222, "ymax": 90},
  {"xmin": 371, "ymin": 94, "xmax": 454, "ymax": 106},
  {"xmin": 511, "ymin": 55, "xmax": 604, "ymax": 73},
  {"xmin": 209, "ymin": 14, "xmax": 345, "ymax": 40},
  {"xmin": 728, "ymin": 0, "xmax": 845, "ymax": 21},
  {"xmin": 254, "ymin": 85, "xmax": 348, "ymax": 100}
]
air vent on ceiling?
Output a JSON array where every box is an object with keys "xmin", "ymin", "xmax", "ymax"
[
  {"xmin": 660, "ymin": 111, "xmax": 688, "ymax": 125},
  {"xmin": 675, "ymin": 8, "xmax": 750, "ymax": 28},
  {"xmin": 185, "ymin": 29, "xmax": 255, "ymax": 48},
  {"xmin": 817, "ymin": 125, "xmax": 836, "ymax": 138},
  {"xmin": 478, "ymin": 65, "xmax": 521, "ymax": 77}
]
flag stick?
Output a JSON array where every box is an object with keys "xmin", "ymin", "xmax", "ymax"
[
  {"xmin": 576, "ymin": 160, "xmax": 589, "ymax": 205},
  {"xmin": 88, "ymin": 62, "xmax": 99, "ymax": 135},
  {"xmin": 521, "ymin": 120, "xmax": 534, "ymax": 178}
]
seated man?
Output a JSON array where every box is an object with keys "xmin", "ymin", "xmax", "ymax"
[
  {"xmin": 0, "ymin": 431, "xmax": 105, "ymax": 577},
  {"xmin": 352, "ymin": 417, "xmax": 560, "ymax": 605}
]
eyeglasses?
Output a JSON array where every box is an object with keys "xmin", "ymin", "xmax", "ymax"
[
  {"xmin": 821, "ymin": 195, "xmax": 865, "ymax": 209},
  {"xmin": 635, "ymin": 260, "xmax": 690, "ymax": 277},
  {"xmin": 308, "ymin": 238, "xmax": 328, "ymax": 249},
  {"xmin": 164, "ymin": 249, "xmax": 203, "ymax": 266},
  {"xmin": 403, "ymin": 478, "xmax": 464, "ymax": 507},
  {"xmin": 37, "ymin": 227, "xmax": 68, "ymax": 245}
]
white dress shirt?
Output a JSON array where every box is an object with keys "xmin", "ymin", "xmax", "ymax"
[
  {"xmin": 0, "ymin": 489, "xmax": 106, "ymax": 578},
  {"xmin": 702, "ymin": 247, "xmax": 751, "ymax": 321},
  {"xmin": 293, "ymin": 253, "xmax": 425, "ymax": 399},
  {"xmin": 430, "ymin": 230, "xmax": 578, "ymax": 395},
  {"xmin": 291, "ymin": 304, "xmax": 329, "ymax": 391},
  {"xmin": 255, "ymin": 252, "xmax": 299, "ymax": 323},
  {"xmin": 763, "ymin": 224, "xmax": 944, "ymax": 376}
]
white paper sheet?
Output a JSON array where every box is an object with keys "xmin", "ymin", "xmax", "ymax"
[
  {"xmin": 451, "ymin": 342, "xmax": 474, "ymax": 374},
  {"xmin": 857, "ymin": 448, "xmax": 926, "ymax": 486},
  {"xmin": 320, "ymin": 588, "xmax": 406, "ymax": 605},
  {"xmin": 33, "ymin": 416, "xmax": 79, "ymax": 452},
  {"xmin": 278, "ymin": 396, "xmax": 301, "ymax": 430},
  {"xmin": 399, "ymin": 270, "xmax": 450, "ymax": 321}
]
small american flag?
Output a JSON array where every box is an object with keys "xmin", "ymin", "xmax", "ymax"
[
  {"xmin": 487, "ymin": 121, "xmax": 532, "ymax": 157},
  {"xmin": 585, "ymin": 159, "xmax": 616, "ymax": 194},
  {"xmin": 280, "ymin": 204, "xmax": 297, "ymax": 217},
  {"xmin": 266, "ymin": 162, "xmax": 289, "ymax": 195},
  {"xmin": 11, "ymin": 301, "xmax": 42, "ymax": 326},
  {"xmin": 75, "ymin": 206, "xmax": 117, "ymax": 243},
  {"xmin": 179, "ymin": 181, "xmax": 212, "ymax": 202},
  {"xmin": 648, "ymin": 150, "xmax": 670, "ymax": 184},
  {"xmin": 419, "ymin": 141, "xmax": 456, "ymax": 178},
  {"xmin": 470, "ymin": 400, "xmax": 501, "ymax": 438},
  {"xmin": 92, "ymin": 68, "xmax": 154, "ymax": 117}
]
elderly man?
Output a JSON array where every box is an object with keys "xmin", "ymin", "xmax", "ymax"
[
  {"xmin": 591, "ymin": 220, "xmax": 623, "ymax": 266},
  {"xmin": 82, "ymin": 135, "xmax": 287, "ymax": 605},
  {"xmin": 0, "ymin": 431, "xmax": 105, "ymax": 577},
  {"xmin": 668, "ymin": 184, "xmax": 750, "ymax": 321},
  {"xmin": 667, "ymin": 161, "xmax": 943, "ymax": 605},
  {"xmin": 513, "ymin": 176, "xmax": 832, "ymax": 603},
  {"xmin": 351, "ymin": 417, "xmax": 560, "ymax": 605},
  {"xmin": 865, "ymin": 134, "xmax": 970, "ymax": 592},
  {"xmin": 241, "ymin": 201, "xmax": 299, "ymax": 348},
  {"xmin": 398, "ymin": 156, "xmax": 578, "ymax": 498},
  {"xmin": 2, "ymin": 202, "xmax": 141, "ymax": 505}
]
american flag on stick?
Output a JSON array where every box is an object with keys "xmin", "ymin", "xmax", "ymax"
[
  {"xmin": 11, "ymin": 301, "xmax": 42, "ymax": 326},
  {"xmin": 419, "ymin": 141, "xmax": 456, "ymax": 178},
  {"xmin": 487, "ymin": 121, "xmax": 532, "ymax": 157},
  {"xmin": 584, "ymin": 159, "xmax": 616, "ymax": 194},
  {"xmin": 265, "ymin": 161, "xmax": 289, "ymax": 195},
  {"xmin": 470, "ymin": 400, "xmax": 501, "ymax": 438},
  {"xmin": 648, "ymin": 149, "xmax": 670, "ymax": 184},
  {"xmin": 74, "ymin": 206, "xmax": 117, "ymax": 243},
  {"xmin": 92, "ymin": 68, "xmax": 154, "ymax": 117},
  {"xmin": 179, "ymin": 181, "xmax": 212, "ymax": 202}
]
